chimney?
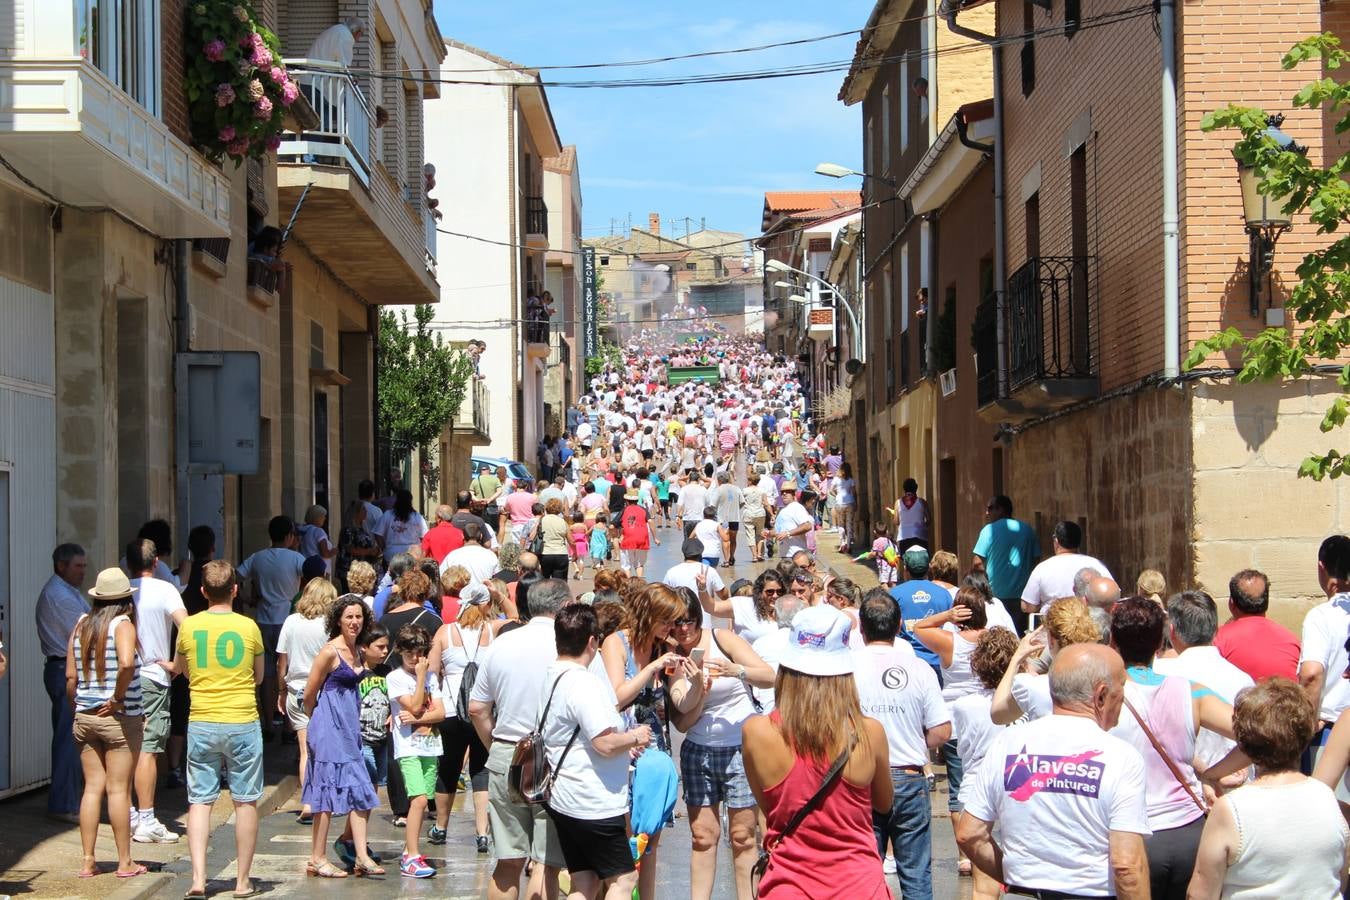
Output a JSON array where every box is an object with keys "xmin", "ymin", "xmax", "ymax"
[{"xmin": 648, "ymin": 212, "xmax": 660, "ymax": 235}]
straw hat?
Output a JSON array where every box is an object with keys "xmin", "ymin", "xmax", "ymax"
[{"xmin": 87, "ymin": 568, "xmax": 137, "ymax": 601}]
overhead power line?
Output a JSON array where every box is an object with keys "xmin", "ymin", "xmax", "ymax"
[{"xmin": 309, "ymin": 7, "xmax": 1154, "ymax": 90}]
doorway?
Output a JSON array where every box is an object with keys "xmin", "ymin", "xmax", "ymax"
[{"xmin": 939, "ymin": 457, "xmax": 957, "ymax": 553}]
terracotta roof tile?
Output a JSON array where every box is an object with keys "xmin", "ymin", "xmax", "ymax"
[{"xmin": 762, "ymin": 191, "xmax": 861, "ymax": 213}]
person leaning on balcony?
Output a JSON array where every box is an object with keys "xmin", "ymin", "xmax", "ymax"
[{"xmin": 306, "ymin": 17, "xmax": 364, "ymax": 70}]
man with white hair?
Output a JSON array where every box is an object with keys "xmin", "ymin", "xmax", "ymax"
[
  {"xmin": 749, "ymin": 593, "xmax": 807, "ymax": 713},
  {"xmin": 306, "ymin": 17, "xmax": 364, "ymax": 69},
  {"xmin": 958, "ymin": 644, "xmax": 1150, "ymax": 899}
]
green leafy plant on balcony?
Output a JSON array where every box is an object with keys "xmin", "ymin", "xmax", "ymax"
[{"xmin": 184, "ymin": 1, "xmax": 297, "ymax": 164}]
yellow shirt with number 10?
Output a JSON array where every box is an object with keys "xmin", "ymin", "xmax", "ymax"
[{"xmin": 176, "ymin": 610, "xmax": 263, "ymax": 724}]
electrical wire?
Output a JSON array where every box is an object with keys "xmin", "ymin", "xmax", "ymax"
[
  {"xmin": 408, "ymin": 7, "xmax": 945, "ymax": 74},
  {"xmin": 437, "ymin": 195, "xmax": 887, "ymax": 257},
  {"xmin": 311, "ymin": 7, "xmax": 1154, "ymax": 91}
]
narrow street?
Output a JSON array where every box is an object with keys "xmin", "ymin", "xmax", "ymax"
[{"xmin": 147, "ymin": 528, "xmax": 967, "ymax": 899}]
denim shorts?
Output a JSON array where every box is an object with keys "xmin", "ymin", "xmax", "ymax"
[
  {"xmin": 362, "ymin": 739, "xmax": 389, "ymax": 787},
  {"xmin": 680, "ymin": 739, "xmax": 754, "ymax": 809},
  {"xmin": 187, "ymin": 721, "xmax": 263, "ymax": 805}
]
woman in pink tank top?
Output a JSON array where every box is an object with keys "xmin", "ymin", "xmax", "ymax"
[{"xmin": 742, "ymin": 605, "xmax": 894, "ymax": 899}]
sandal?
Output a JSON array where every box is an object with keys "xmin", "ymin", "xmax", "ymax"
[
  {"xmin": 116, "ymin": 864, "xmax": 148, "ymax": 878},
  {"xmin": 232, "ymin": 888, "xmax": 262, "ymax": 898},
  {"xmin": 306, "ymin": 860, "xmax": 348, "ymax": 879},
  {"xmin": 295, "ymin": 812, "xmax": 314, "ymax": 825},
  {"xmin": 353, "ymin": 859, "xmax": 386, "ymax": 877},
  {"xmin": 184, "ymin": 891, "xmax": 207, "ymax": 900}
]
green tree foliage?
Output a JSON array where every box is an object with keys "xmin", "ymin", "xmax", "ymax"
[
  {"xmin": 584, "ymin": 337, "xmax": 623, "ymax": 377},
  {"xmin": 1189, "ymin": 33, "xmax": 1350, "ymax": 480},
  {"xmin": 377, "ymin": 306, "xmax": 474, "ymax": 449}
]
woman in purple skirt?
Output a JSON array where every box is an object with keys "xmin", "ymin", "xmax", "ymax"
[{"xmin": 302, "ymin": 596, "xmax": 384, "ymax": 877}]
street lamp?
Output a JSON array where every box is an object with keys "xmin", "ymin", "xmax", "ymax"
[
  {"xmin": 766, "ymin": 259, "xmax": 864, "ymax": 365},
  {"xmin": 814, "ymin": 161, "xmax": 897, "ymax": 188},
  {"xmin": 1237, "ymin": 114, "xmax": 1306, "ymax": 318}
]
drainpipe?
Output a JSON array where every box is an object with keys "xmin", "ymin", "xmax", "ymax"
[
  {"xmin": 955, "ymin": 109, "xmax": 994, "ymax": 155},
  {"xmin": 173, "ymin": 239, "xmax": 191, "ymax": 556},
  {"xmin": 945, "ymin": 5, "xmax": 1007, "ymax": 397},
  {"xmin": 1160, "ymin": 0, "xmax": 1180, "ymax": 378}
]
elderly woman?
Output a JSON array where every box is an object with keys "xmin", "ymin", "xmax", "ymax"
[{"xmin": 1191, "ymin": 679, "xmax": 1349, "ymax": 899}]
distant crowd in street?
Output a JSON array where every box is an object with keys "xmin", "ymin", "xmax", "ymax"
[{"xmin": 28, "ymin": 319, "xmax": 1350, "ymax": 900}]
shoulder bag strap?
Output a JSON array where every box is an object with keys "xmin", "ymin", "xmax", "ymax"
[
  {"xmin": 535, "ymin": 671, "xmax": 569, "ymax": 732},
  {"xmin": 1123, "ymin": 695, "xmax": 1208, "ymax": 814},
  {"xmin": 454, "ymin": 623, "xmax": 482, "ymax": 664},
  {"xmin": 764, "ymin": 737, "xmax": 854, "ymax": 854}
]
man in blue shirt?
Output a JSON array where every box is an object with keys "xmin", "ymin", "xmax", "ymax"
[
  {"xmin": 972, "ymin": 494, "xmax": 1041, "ymax": 634},
  {"xmin": 888, "ymin": 547, "xmax": 953, "ymax": 673}
]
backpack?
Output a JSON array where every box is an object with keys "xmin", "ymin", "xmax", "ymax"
[
  {"xmin": 508, "ymin": 671, "xmax": 580, "ymax": 805},
  {"xmin": 454, "ymin": 624, "xmax": 486, "ymax": 720}
]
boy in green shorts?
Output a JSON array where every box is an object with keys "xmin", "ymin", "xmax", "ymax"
[{"xmin": 387, "ymin": 624, "xmax": 444, "ymax": 878}]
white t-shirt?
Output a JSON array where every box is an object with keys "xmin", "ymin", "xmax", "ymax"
[
  {"xmin": 1154, "ymin": 646, "xmax": 1254, "ymax": 769},
  {"xmin": 773, "ymin": 502, "xmax": 813, "ymax": 557},
  {"xmin": 731, "ymin": 595, "xmax": 777, "ymax": 644},
  {"xmin": 678, "ymin": 482, "xmax": 708, "ymax": 521},
  {"xmin": 663, "ymin": 560, "xmax": 725, "ymax": 626},
  {"xmin": 362, "ymin": 501, "xmax": 384, "ymax": 538},
  {"xmin": 966, "ymin": 714, "xmax": 1151, "ymax": 896},
  {"xmin": 376, "ymin": 511, "xmax": 429, "ymax": 561},
  {"xmin": 1019, "ymin": 553, "xmax": 1113, "ymax": 612},
  {"xmin": 693, "ymin": 519, "xmax": 723, "ymax": 559},
  {"xmin": 236, "ymin": 547, "xmax": 305, "ymax": 625},
  {"xmin": 1110, "ymin": 672, "xmax": 1203, "ymax": 830},
  {"xmin": 441, "ymin": 544, "xmax": 500, "ymax": 584},
  {"xmin": 387, "ymin": 667, "xmax": 444, "ymax": 758},
  {"xmin": 750, "ymin": 628, "xmax": 789, "ymax": 713},
  {"xmin": 950, "ymin": 688, "xmax": 1006, "ymax": 807},
  {"xmin": 851, "ymin": 643, "xmax": 950, "ymax": 767},
  {"xmin": 1300, "ymin": 593, "xmax": 1350, "ymax": 722},
  {"xmin": 131, "ymin": 577, "xmax": 186, "ymax": 687},
  {"xmin": 979, "ymin": 594, "xmax": 1017, "ymax": 634},
  {"xmin": 469, "ymin": 617, "xmax": 558, "ymax": 743},
  {"xmin": 540, "ymin": 661, "xmax": 629, "ymax": 820},
  {"xmin": 1012, "ymin": 672, "xmax": 1054, "ymax": 721},
  {"xmin": 277, "ymin": 613, "xmax": 330, "ymax": 695},
  {"xmin": 297, "ymin": 524, "xmax": 330, "ymax": 571}
]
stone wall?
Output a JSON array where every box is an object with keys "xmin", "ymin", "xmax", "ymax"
[
  {"xmin": 1007, "ymin": 385, "xmax": 1192, "ymax": 597},
  {"xmin": 1190, "ymin": 376, "xmax": 1350, "ymax": 631}
]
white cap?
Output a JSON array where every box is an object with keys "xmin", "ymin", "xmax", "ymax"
[
  {"xmin": 777, "ymin": 605, "xmax": 855, "ymax": 677},
  {"xmin": 461, "ymin": 581, "xmax": 490, "ymax": 606}
]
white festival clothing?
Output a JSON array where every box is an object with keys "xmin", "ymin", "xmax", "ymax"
[
  {"xmin": 131, "ymin": 576, "xmax": 186, "ymax": 687},
  {"xmin": 1019, "ymin": 552, "xmax": 1114, "ymax": 612},
  {"xmin": 539, "ymin": 661, "xmax": 630, "ymax": 820},
  {"xmin": 966, "ymin": 714, "xmax": 1151, "ymax": 897},
  {"xmin": 851, "ymin": 643, "xmax": 950, "ymax": 768},
  {"xmin": 1300, "ymin": 592, "xmax": 1350, "ymax": 722},
  {"xmin": 468, "ymin": 617, "xmax": 558, "ymax": 743},
  {"xmin": 1153, "ymin": 645, "xmax": 1253, "ymax": 769},
  {"xmin": 387, "ymin": 667, "xmax": 445, "ymax": 758}
]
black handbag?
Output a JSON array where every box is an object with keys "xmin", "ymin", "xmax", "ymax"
[{"xmin": 750, "ymin": 738, "xmax": 853, "ymax": 894}]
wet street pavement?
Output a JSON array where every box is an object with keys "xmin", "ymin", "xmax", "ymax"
[{"xmin": 149, "ymin": 516, "xmax": 968, "ymax": 899}]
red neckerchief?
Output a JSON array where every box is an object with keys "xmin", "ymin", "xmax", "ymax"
[{"xmin": 901, "ymin": 493, "xmax": 918, "ymax": 509}]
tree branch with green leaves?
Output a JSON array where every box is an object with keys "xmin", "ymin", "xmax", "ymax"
[{"xmin": 1189, "ymin": 32, "xmax": 1350, "ymax": 480}]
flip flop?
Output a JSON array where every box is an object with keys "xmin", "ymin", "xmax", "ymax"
[
  {"xmin": 77, "ymin": 869, "xmax": 98, "ymax": 879},
  {"xmin": 232, "ymin": 888, "xmax": 262, "ymax": 898},
  {"xmin": 115, "ymin": 864, "xmax": 148, "ymax": 878},
  {"xmin": 184, "ymin": 891, "xmax": 207, "ymax": 900}
]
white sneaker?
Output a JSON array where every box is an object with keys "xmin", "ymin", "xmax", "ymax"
[
  {"xmin": 133, "ymin": 818, "xmax": 180, "ymax": 843},
  {"xmin": 882, "ymin": 855, "xmax": 897, "ymax": 875}
]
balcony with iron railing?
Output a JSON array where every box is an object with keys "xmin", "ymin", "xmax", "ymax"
[
  {"xmin": 246, "ymin": 256, "xmax": 281, "ymax": 308},
  {"xmin": 275, "ymin": 60, "xmax": 438, "ymax": 306},
  {"xmin": 525, "ymin": 196, "xmax": 549, "ymax": 248},
  {"xmin": 973, "ymin": 256, "xmax": 1098, "ymax": 421}
]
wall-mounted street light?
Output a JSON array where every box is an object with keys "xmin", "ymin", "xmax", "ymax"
[
  {"xmin": 1237, "ymin": 114, "xmax": 1306, "ymax": 318},
  {"xmin": 814, "ymin": 162, "xmax": 897, "ymax": 189}
]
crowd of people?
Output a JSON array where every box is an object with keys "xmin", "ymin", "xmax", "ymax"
[{"xmin": 30, "ymin": 324, "xmax": 1350, "ymax": 900}]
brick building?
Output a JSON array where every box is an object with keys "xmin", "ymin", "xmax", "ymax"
[{"xmin": 884, "ymin": 0, "xmax": 1350, "ymax": 627}]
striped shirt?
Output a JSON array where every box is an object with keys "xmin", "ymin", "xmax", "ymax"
[{"xmin": 72, "ymin": 614, "xmax": 143, "ymax": 715}]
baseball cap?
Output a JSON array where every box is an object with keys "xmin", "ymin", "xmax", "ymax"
[
  {"xmin": 777, "ymin": 605, "xmax": 855, "ymax": 677},
  {"xmin": 902, "ymin": 546, "xmax": 930, "ymax": 575},
  {"xmin": 681, "ymin": 537, "xmax": 704, "ymax": 560},
  {"xmin": 461, "ymin": 581, "xmax": 490, "ymax": 606}
]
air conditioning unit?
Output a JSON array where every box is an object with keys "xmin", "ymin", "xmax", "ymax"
[{"xmin": 939, "ymin": 368, "xmax": 957, "ymax": 398}]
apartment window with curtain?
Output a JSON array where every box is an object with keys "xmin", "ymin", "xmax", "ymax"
[{"xmin": 75, "ymin": 0, "xmax": 161, "ymax": 114}]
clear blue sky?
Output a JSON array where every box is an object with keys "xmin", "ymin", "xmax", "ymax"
[{"xmin": 432, "ymin": 1, "xmax": 874, "ymax": 240}]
